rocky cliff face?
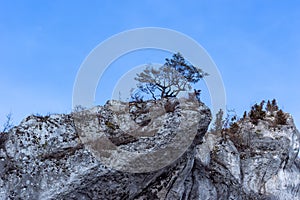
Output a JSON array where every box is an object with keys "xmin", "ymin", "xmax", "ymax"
[{"xmin": 0, "ymin": 98, "xmax": 299, "ymax": 200}]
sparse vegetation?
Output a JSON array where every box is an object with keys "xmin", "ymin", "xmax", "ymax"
[
  {"xmin": 211, "ymin": 99, "xmax": 287, "ymax": 132},
  {"xmin": 0, "ymin": 132, "xmax": 8, "ymax": 149},
  {"xmin": 164, "ymin": 99, "xmax": 180, "ymax": 113},
  {"xmin": 209, "ymin": 99, "xmax": 289, "ymax": 152},
  {"xmin": 210, "ymin": 109, "xmax": 224, "ymax": 135},
  {"xmin": 246, "ymin": 99, "xmax": 287, "ymax": 126},
  {"xmin": 72, "ymin": 105, "xmax": 87, "ymax": 113},
  {"xmin": 228, "ymin": 121, "xmax": 240, "ymax": 135},
  {"xmin": 223, "ymin": 109, "xmax": 239, "ymax": 139},
  {"xmin": 105, "ymin": 121, "xmax": 118, "ymax": 130},
  {"xmin": 242, "ymin": 111, "xmax": 247, "ymax": 119},
  {"xmin": 2, "ymin": 112, "xmax": 14, "ymax": 133},
  {"xmin": 266, "ymin": 99, "xmax": 279, "ymax": 115},
  {"xmin": 275, "ymin": 109, "xmax": 287, "ymax": 125},
  {"xmin": 210, "ymin": 108, "xmax": 239, "ymax": 140},
  {"xmin": 128, "ymin": 101, "xmax": 153, "ymax": 126},
  {"xmin": 249, "ymin": 102, "xmax": 266, "ymax": 125}
]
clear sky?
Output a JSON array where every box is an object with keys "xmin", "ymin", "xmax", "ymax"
[{"xmin": 1, "ymin": 0, "xmax": 300, "ymax": 128}]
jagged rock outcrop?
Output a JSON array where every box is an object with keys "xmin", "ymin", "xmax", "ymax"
[{"xmin": 0, "ymin": 98, "xmax": 299, "ymax": 199}]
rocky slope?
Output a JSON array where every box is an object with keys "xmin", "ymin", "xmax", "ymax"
[{"xmin": 0, "ymin": 98, "xmax": 299, "ymax": 199}]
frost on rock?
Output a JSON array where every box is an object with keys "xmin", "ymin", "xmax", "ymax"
[{"xmin": 0, "ymin": 98, "xmax": 299, "ymax": 199}]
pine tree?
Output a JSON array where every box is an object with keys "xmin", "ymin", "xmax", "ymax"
[
  {"xmin": 243, "ymin": 111, "xmax": 247, "ymax": 119},
  {"xmin": 249, "ymin": 101, "xmax": 266, "ymax": 125},
  {"xmin": 271, "ymin": 99, "xmax": 279, "ymax": 111},
  {"xmin": 266, "ymin": 100, "xmax": 272, "ymax": 112},
  {"xmin": 276, "ymin": 109, "xmax": 287, "ymax": 125}
]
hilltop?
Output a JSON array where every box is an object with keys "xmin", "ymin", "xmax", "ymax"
[{"xmin": 0, "ymin": 98, "xmax": 299, "ymax": 199}]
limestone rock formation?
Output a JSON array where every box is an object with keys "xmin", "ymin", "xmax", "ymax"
[{"xmin": 0, "ymin": 98, "xmax": 299, "ymax": 199}]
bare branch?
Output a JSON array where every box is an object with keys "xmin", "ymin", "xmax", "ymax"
[{"xmin": 2, "ymin": 112, "xmax": 13, "ymax": 132}]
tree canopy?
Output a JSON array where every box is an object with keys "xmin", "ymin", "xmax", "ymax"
[{"xmin": 165, "ymin": 53, "xmax": 208, "ymax": 83}]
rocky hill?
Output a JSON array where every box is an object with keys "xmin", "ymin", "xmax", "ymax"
[{"xmin": 0, "ymin": 98, "xmax": 299, "ymax": 199}]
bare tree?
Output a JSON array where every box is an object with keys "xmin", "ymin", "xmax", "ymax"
[
  {"xmin": 135, "ymin": 65, "xmax": 191, "ymax": 99},
  {"xmin": 134, "ymin": 53, "xmax": 208, "ymax": 100}
]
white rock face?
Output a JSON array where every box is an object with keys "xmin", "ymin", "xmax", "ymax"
[{"xmin": 0, "ymin": 99, "xmax": 299, "ymax": 199}]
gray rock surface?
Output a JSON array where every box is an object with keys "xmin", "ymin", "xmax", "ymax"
[{"xmin": 0, "ymin": 99, "xmax": 299, "ymax": 199}]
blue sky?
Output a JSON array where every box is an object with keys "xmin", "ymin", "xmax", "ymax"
[{"xmin": 1, "ymin": 0, "xmax": 300, "ymax": 128}]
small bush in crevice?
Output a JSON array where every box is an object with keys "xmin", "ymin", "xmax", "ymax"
[
  {"xmin": 129, "ymin": 101, "xmax": 148, "ymax": 116},
  {"xmin": 275, "ymin": 109, "xmax": 287, "ymax": 125},
  {"xmin": 266, "ymin": 99, "xmax": 279, "ymax": 114},
  {"xmin": 228, "ymin": 122, "xmax": 240, "ymax": 135},
  {"xmin": 164, "ymin": 100, "xmax": 179, "ymax": 113},
  {"xmin": 105, "ymin": 121, "xmax": 118, "ymax": 130},
  {"xmin": 0, "ymin": 132, "xmax": 8, "ymax": 149},
  {"xmin": 249, "ymin": 101, "xmax": 266, "ymax": 125}
]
